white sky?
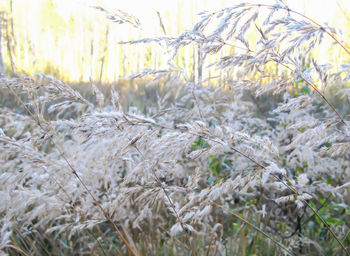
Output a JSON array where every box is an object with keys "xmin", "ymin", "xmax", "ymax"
[
  {"xmin": 54, "ymin": 0, "xmax": 350, "ymax": 39},
  {"xmin": 11, "ymin": 0, "xmax": 350, "ymax": 80},
  {"xmin": 65, "ymin": 0, "xmax": 348, "ymax": 21},
  {"xmin": 62, "ymin": 0, "xmax": 348, "ymax": 23}
]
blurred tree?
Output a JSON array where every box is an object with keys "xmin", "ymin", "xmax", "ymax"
[
  {"xmin": 0, "ymin": 11, "xmax": 5, "ymax": 74},
  {"xmin": 99, "ymin": 24, "xmax": 109, "ymax": 84},
  {"xmin": 7, "ymin": 0, "xmax": 16, "ymax": 73},
  {"xmin": 1, "ymin": 0, "xmax": 17, "ymax": 74}
]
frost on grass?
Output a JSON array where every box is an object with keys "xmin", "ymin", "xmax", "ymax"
[{"xmin": 1, "ymin": 1, "xmax": 350, "ymax": 255}]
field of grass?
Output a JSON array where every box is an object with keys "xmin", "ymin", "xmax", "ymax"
[{"xmin": 1, "ymin": 1, "xmax": 350, "ymax": 256}]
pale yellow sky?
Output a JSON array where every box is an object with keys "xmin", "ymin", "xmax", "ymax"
[
  {"xmin": 64, "ymin": 0, "xmax": 348, "ymax": 23},
  {"xmin": 55, "ymin": 0, "xmax": 350, "ymax": 38},
  {"xmin": 5, "ymin": 0, "xmax": 350, "ymax": 81}
]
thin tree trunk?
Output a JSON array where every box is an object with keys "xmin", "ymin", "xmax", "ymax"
[
  {"xmin": 99, "ymin": 24, "xmax": 109, "ymax": 84},
  {"xmin": 0, "ymin": 12, "xmax": 5, "ymax": 75},
  {"xmin": 90, "ymin": 39, "xmax": 94, "ymax": 81},
  {"xmin": 5, "ymin": 3, "xmax": 16, "ymax": 74},
  {"xmin": 5, "ymin": 17, "xmax": 15, "ymax": 73},
  {"xmin": 192, "ymin": 43, "xmax": 195, "ymax": 83},
  {"xmin": 9, "ymin": 0, "xmax": 15, "ymax": 43},
  {"xmin": 197, "ymin": 43, "xmax": 203, "ymax": 85},
  {"xmin": 9, "ymin": 0, "xmax": 16, "ymax": 73}
]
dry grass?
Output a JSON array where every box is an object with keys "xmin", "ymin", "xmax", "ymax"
[{"xmin": 1, "ymin": 1, "xmax": 350, "ymax": 255}]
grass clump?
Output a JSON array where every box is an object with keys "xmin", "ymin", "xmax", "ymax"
[{"xmin": 1, "ymin": 1, "xmax": 350, "ymax": 255}]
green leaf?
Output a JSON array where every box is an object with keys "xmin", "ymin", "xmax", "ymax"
[
  {"xmin": 297, "ymin": 127, "xmax": 306, "ymax": 133},
  {"xmin": 208, "ymin": 155, "xmax": 222, "ymax": 175},
  {"xmin": 301, "ymin": 85, "xmax": 311, "ymax": 94},
  {"xmin": 324, "ymin": 142, "xmax": 332, "ymax": 148},
  {"xmin": 191, "ymin": 137, "xmax": 208, "ymax": 150}
]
